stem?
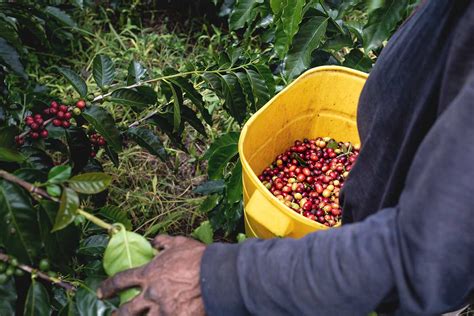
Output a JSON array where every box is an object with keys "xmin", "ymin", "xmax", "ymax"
[
  {"xmin": 0, "ymin": 169, "xmax": 115, "ymax": 233},
  {"xmin": 91, "ymin": 61, "xmax": 258, "ymax": 103},
  {"xmin": 0, "ymin": 170, "xmax": 57, "ymax": 202},
  {"xmin": 128, "ymin": 109, "xmax": 160, "ymax": 128},
  {"xmin": 0, "ymin": 253, "xmax": 76, "ymax": 292},
  {"xmin": 78, "ymin": 209, "xmax": 114, "ymax": 231}
]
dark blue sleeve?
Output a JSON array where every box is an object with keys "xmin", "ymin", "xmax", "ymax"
[{"xmin": 200, "ymin": 73, "xmax": 474, "ymax": 315}]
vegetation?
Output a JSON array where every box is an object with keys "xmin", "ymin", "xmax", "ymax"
[{"xmin": 0, "ymin": 0, "xmax": 418, "ymax": 313}]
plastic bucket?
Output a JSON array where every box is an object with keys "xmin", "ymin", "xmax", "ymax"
[{"xmin": 239, "ymin": 66, "xmax": 368, "ymax": 238}]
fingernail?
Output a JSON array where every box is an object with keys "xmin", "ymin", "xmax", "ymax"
[{"xmin": 96, "ymin": 288, "xmax": 103, "ymax": 299}]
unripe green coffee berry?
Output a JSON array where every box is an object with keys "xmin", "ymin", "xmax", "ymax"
[
  {"xmin": 39, "ymin": 259, "xmax": 50, "ymax": 272},
  {"xmin": 0, "ymin": 262, "xmax": 6, "ymax": 273},
  {"xmin": 14, "ymin": 268, "xmax": 24, "ymax": 277},
  {"xmin": 87, "ymin": 93, "xmax": 95, "ymax": 101},
  {"xmin": 47, "ymin": 271, "xmax": 57, "ymax": 278},
  {"xmin": 73, "ymin": 107, "xmax": 82, "ymax": 116},
  {"xmin": 102, "ymin": 85, "xmax": 110, "ymax": 93},
  {"xmin": 9, "ymin": 258, "xmax": 18, "ymax": 267},
  {"xmin": 105, "ymin": 95, "xmax": 112, "ymax": 102},
  {"xmin": 0, "ymin": 274, "xmax": 9, "ymax": 285},
  {"xmin": 5, "ymin": 266, "xmax": 15, "ymax": 276}
]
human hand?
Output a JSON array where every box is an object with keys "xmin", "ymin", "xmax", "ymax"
[{"xmin": 97, "ymin": 235, "xmax": 206, "ymax": 316}]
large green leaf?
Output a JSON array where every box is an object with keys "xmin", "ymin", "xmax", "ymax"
[
  {"xmin": 82, "ymin": 106, "xmax": 122, "ymax": 152},
  {"xmin": 285, "ymin": 16, "xmax": 328, "ymax": 79},
  {"xmin": 194, "ymin": 180, "xmax": 225, "ymax": 194},
  {"xmin": 0, "ymin": 38, "xmax": 26, "ymax": 78},
  {"xmin": 66, "ymin": 127, "xmax": 91, "ymax": 173},
  {"xmin": 127, "ymin": 60, "xmax": 147, "ymax": 85},
  {"xmin": 229, "ymin": 0, "xmax": 258, "ymax": 30},
  {"xmin": 203, "ymin": 132, "xmax": 240, "ymax": 160},
  {"xmin": 110, "ymin": 88, "xmax": 155, "ymax": 111},
  {"xmin": 191, "ymin": 221, "xmax": 213, "ymax": 244},
  {"xmin": 270, "ymin": 0, "xmax": 284, "ymax": 14},
  {"xmin": 226, "ymin": 159, "xmax": 243, "ymax": 203},
  {"xmin": 363, "ymin": 0, "xmax": 408, "ymax": 52},
  {"xmin": 38, "ymin": 201, "xmax": 79, "ymax": 270},
  {"xmin": 44, "ymin": 6, "xmax": 76, "ymax": 27},
  {"xmin": 56, "ymin": 67, "xmax": 87, "ymax": 97},
  {"xmin": 0, "ymin": 278, "xmax": 17, "ymax": 315},
  {"xmin": 24, "ymin": 280, "xmax": 52, "ymax": 316},
  {"xmin": 0, "ymin": 147, "xmax": 25, "ymax": 163},
  {"xmin": 168, "ymin": 83, "xmax": 182, "ymax": 133},
  {"xmin": 181, "ymin": 105, "xmax": 207, "ymax": 136},
  {"xmin": 235, "ymin": 72, "xmax": 255, "ymax": 111},
  {"xmin": 47, "ymin": 165, "xmax": 72, "ymax": 184},
  {"xmin": 221, "ymin": 74, "xmax": 247, "ymax": 124},
  {"xmin": 92, "ymin": 54, "xmax": 115, "ymax": 89},
  {"xmin": 75, "ymin": 278, "xmax": 115, "ymax": 316},
  {"xmin": 52, "ymin": 188, "xmax": 79, "ymax": 232},
  {"xmin": 0, "ymin": 180, "xmax": 41, "ymax": 263},
  {"xmin": 68, "ymin": 172, "xmax": 112, "ymax": 194},
  {"xmin": 20, "ymin": 147, "xmax": 54, "ymax": 172},
  {"xmin": 245, "ymin": 69, "xmax": 270, "ymax": 110},
  {"xmin": 281, "ymin": 0, "xmax": 305, "ymax": 44},
  {"xmin": 343, "ymin": 49, "xmax": 373, "ymax": 72},
  {"xmin": 253, "ymin": 64, "xmax": 275, "ymax": 96},
  {"xmin": 208, "ymin": 143, "xmax": 239, "ymax": 180},
  {"xmin": 77, "ymin": 235, "xmax": 109, "ymax": 257},
  {"xmin": 103, "ymin": 226, "xmax": 155, "ymax": 303},
  {"xmin": 0, "ymin": 126, "xmax": 20, "ymax": 148},
  {"xmin": 127, "ymin": 127, "xmax": 167, "ymax": 161},
  {"xmin": 199, "ymin": 194, "xmax": 220, "ymax": 213}
]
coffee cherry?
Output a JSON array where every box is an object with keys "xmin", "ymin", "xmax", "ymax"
[
  {"xmin": 40, "ymin": 130, "xmax": 49, "ymax": 138},
  {"xmin": 90, "ymin": 151, "xmax": 96, "ymax": 158},
  {"xmin": 30, "ymin": 132, "xmax": 39, "ymax": 139},
  {"xmin": 25, "ymin": 116, "xmax": 34, "ymax": 125},
  {"xmin": 30, "ymin": 123, "xmax": 40, "ymax": 131},
  {"xmin": 59, "ymin": 105, "xmax": 68, "ymax": 112},
  {"xmin": 39, "ymin": 259, "xmax": 50, "ymax": 272},
  {"xmin": 62, "ymin": 120, "xmax": 71, "ymax": 128},
  {"xmin": 14, "ymin": 268, "xmax": 25, "ymax": 277},
  {"xmin": 76, "ymin": 100, "xmax": 86, "ymax": 109},
  {"xmin": 64, "ymin": 112, "xmax": 72, "ymax": 120},
  {"xmin": 50, "ymin": 101, "xmax": 58, "ymax": 108},
  {"xmin": 0, "ymin": 274, "xmax": 8, "ymax": 285},
  {"xmin": 53, "ymin": 119, "xmax": 62, "ymax": 127},
  {"xmin": 73, "ymin": 107, "xmax": 82, "ymax": 115},
  {"xmin": 57, "ymin": 111, "xmax": 65, "ymax": 119}
]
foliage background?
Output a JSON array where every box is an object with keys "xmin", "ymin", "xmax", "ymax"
[{"xmin": 0, "ymin": 0, "xmax": 419, "ymax": 314}]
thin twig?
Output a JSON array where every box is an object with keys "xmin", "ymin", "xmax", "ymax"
[
  {"xmin": 128, "ymin": 109, "xmax": 160, "ymax": 128},
  {"xmin": 0, "ymin": 253, "xmax": 76, "ymax": 292},
  {"xmin": 0, "ymin": 170, "xmax": 58, "ymax": 202}
]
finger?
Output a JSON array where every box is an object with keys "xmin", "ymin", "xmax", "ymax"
[
  {"xmin": 116, "ymin": 295, "xmax": 153, "ymax": 316},
  {"xmin": 147, "ymin": 305, "xmax": 161, "ymax": 316},
  {"xmin": 97, "ymin": 267, "xmax": 143, "ymax": 299},
  {"xmin": 152, "ymin": 235, "xmax": 188, "ymax": 250}
]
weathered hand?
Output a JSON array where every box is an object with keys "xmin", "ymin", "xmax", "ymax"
[{"xmin": 98, "ymin": 235, "xmax": 206, "ymax": 316}]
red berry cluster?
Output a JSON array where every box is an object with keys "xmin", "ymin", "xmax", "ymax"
[
  {"xmin": 43, "ymin": 101, "xmax": 73, "ymax": 128},
  {"xmin": 15, "ymin": 114, "xmax": 49, "ymax": 144},
  {"xmin": 89, "ymin": 133, "xmax": 106, "ymax": 158},
  {"xmin": 258, "ymin": 137, "xmax": 360, "ymax": 227}
]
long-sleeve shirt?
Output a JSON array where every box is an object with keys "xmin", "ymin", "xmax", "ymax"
[{"xmin": 200, "ymin": 0, "xmax": 474, "ymax": 314}]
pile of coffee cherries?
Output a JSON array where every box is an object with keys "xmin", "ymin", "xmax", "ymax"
[
  {"xmin": 258, "ymin": 137, "xmax": 360, "ymax": 227},
  {"xmin": 89, "ymin": 133, "xmax": 107, "ymax": 158}
]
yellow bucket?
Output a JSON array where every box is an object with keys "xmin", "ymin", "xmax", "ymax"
[{"xmin": 239, "ymin": 66, "xmax": 368, "ymax": 239}]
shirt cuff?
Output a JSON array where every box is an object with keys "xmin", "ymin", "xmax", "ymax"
[{"xmin": 200, "ymin": 242, "xmax": 250, "ymax": 316}]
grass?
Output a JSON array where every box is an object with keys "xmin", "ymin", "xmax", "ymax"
[{"xmin": 29, "ymin": 9, "xmax": 232, "ymax": 237}]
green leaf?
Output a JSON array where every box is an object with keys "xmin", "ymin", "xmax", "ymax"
[
  {"xmin": 66, "ymin": 127, "xmax": 91, "ymax": 173},
  {"xmin": 208, "ymin": 144, "xmax": 239, "ymax": 180},
  {"xmin": 202, "ymin": 73, "xmax": 223, "ymax": 98},
  {"xmin": 0, "ymin": 180, "xmax": 41, "ymax": 263},
  {"xmin": 44, "ymin": 6, "xmax": 76, "ymax": 27},
  {"xmin": 285, "ymin": 17, "xmax": 328, "ymax": 79},
  {"xmin": 274, "ymin": 23, "xmax": 290, "ymax": 59},
  {"xmin": 281, "ymin": 0, "xmax": 305, "ymax": 43},
  {"xmin": 0, "ymin": 147, "xmax": 24, "ymax": 162},
  {"xmin": 92, "ymin": 54, "xmax": 115, "ymax": 89},
  {"xmin": 245, "ymin": 69, "xmax": 270, "ymax": 110},
  {"xmin": 191, "ymin": 221, "xmax": 214, "ymax": 244},
  {"xmin": 226, "ymin": 159, "xmax": 243, "ymax": 203},
  {"xmin": 237, "ymin": 233, "xmax": 247, "ymax": 243},
  {"xmin": 0, "ymin": 126, "xmax": 20, "ymax": 148},
  {"xmin": 168, "ymin": 83, "xmax": 182, "ymax": 133},
  {"xmin": 253, "ymin": 64, "xmax": 275, "ymax": 96},
  {"xmin": 0, "ymin": 38, "xmax": 26, "ymax": 78},
  {"xmin": 0, "ymin": 278, "xmax": 17, "ymax": 315},
  {"xmin": 343, "ymin": 49, "xmax": 373, "ymax": 72},
  {"xmin": 363, "ymin": 0, "xmax": 408, "ymax": 52},
  {"xmin": 127, "ymin": 60, "xmax": 147, "ymax": 85},
  {"xmin": 220, "ymin": 74, "xmax": 247, "ymax": 124},
  {"xmin": 235, "ymin": 72, "xmax": 255, "ymax": 111},
  {"xmin": 99, "ymin": 205, "xmax": 132, "ymax": 231},
  {"xmin": 203, "ymin": 132, "xmax": 240, "ymax": 160},
  {"xmin": 229, "ymin": 0, "xmax": 258, "ymax": 30},
  {"xmin": 199, "ymin": 194, "xmax": 220, "ymax": 213},
  {"xmin": 110, "ymin": 88, "xmax": 155, "ymax": 112},
  {"xmin": 56, "ymin": 67, "xmax": 87, "ymax": 97},
  {"xmin": 127, "ymin": 127, "xmax": 167, "ymax": 161},
  {"xmin": 77, "ymin": 235, "xmax": 109, "ymax": 257},
  {"xmin": 38, "ymin": 201, "xmax": 79, "ymax": 269},
  {"xmin": 194, "ymin": 180, "xmax": 225, "ymax": 194},
  {"xmin": 104, "ymin": 145, "xmax": 119, "ymax": 168},
  {"xmin": 48, "ymin": 165, "xmax": 72, "ymax": 184},
  {"xmin": 181, "ymin": 105, "xmax": 207, "ymax": 136},
  {"xmin": 82, "ymin": 106, "xmax": 122, "ymax": 152},
  {"xmin": 46, "ymin": 184, "xmax": 62, "ymax": 197},
  {"xmin": 52, "ymin": 188, "xmax": 79, "ymax": 232},
  {"xmin": 24, "ymin": 280, "xmax": 51, "ymax": 316},
  {"xmin": 103, "ymin": 226, "xmax": 155, "ymax": 303},
  {"xmin": 75, "ymin": 278, "xmax": 115, "ymax": 316},
  {"xmin": 270, "ymin": 0, "xmax": 284, "ymax": 14},
  {"xmin": 20, "ymin": 147, "xmax": 54, "ymax": 172},
  {"xmin": 68, "ymin": 172, "xmax": 112, "ymax": 194}
]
